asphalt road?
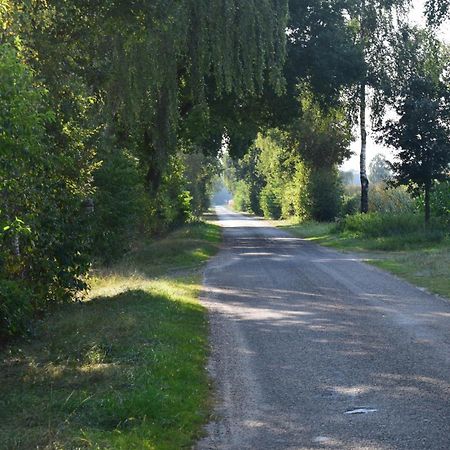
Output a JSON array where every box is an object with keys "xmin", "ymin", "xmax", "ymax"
[{"xmin": 197, "ymin": 207, "xmax": 450, "ymax": 450}]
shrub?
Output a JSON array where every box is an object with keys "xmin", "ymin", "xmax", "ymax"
[
  {"xmin": 0, "ymin": 43, "xmax": 94, "ymax": 338},
  {"xmin": 0, "ymin": 280, "xmax": 33, "ymax": 341},
  {"xmin": 308, "ymin": 168, "xmax": 343, "ymax": 221},
  {"xmin": 260, "ymin": 186, "xmax": 282, "ymax": 219},
  {"xmin": 336, "ymin": 212, "xmax": 445, "ymax": 238},
  {"xmin": 280, "ymin": 162, "xmax": 310, "ymax": 220},
  {"xmin": 417, "ymin": 181, "xmax": 450, "ymax": 225},
  {"xmin": 93, "ymin": 148, "xmax": 149, "ymax": 263},
  {"xmin": 369, "ymin": 184, "xmax": 415, "ymax": 214},
  {"xmin": 340, "ymin": 184, "xmax": 415, "ymax": 217},
  {"xmin": 341, "ymin": 193, "xmax": 360, "ymax": 216},
  {"xmin": 233, "ymin": 180, "xmax": 252, "ymax": 212}
]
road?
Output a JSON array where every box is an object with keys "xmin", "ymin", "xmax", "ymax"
[{"xmin": 197, "ymin": 207, "xmax": 450, "ymax": 450}]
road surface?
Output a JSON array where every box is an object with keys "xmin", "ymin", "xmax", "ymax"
[{"xmin": 197, "ymin": 207, "xmax": 450, "ymax": 450}]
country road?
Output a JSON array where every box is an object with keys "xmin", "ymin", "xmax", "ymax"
[{"xmin": 197, "ymin": 207, "xmax": 450, "ymax": 450}]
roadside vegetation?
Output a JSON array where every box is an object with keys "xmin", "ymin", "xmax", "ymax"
[
  {"xmin": 0, "ymin": 221, "xmax": 221, "ymax": 449},
  {"xmin": 3, "ymin": 0, "xmax": 449, "ymax": 342},
  {"xmin": 278, "ymin": 211, "xmax": 449, "ymax": 299},
  {"xmin": 1, "ymin": 1, "xmax": 450, "ymax": 447},
  {"xmin": 0, "ymin": 1, "xmax": 286, "ymax": 341}
]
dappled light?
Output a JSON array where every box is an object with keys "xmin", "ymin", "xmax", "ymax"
[
  {"xmin": 198, "ymin": 208, "xmax": 450, "ymax": 449},
  {"xmin": 1, "ymin": 0, "xmax": 449, "ymax": 448}
]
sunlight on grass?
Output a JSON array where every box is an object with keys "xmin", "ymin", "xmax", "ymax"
[
  {"xmin": 0, "ymin": 220, "xmax": 221, "ymax": 450},
  {"xmin": 370, "ymin": 247, "xmax": 450, "ymax": 298}
]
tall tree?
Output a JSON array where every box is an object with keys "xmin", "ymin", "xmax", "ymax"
[
  {"xmin": 347, "ymin": 0, "xmax": 410, "ymax": 213},
  {"xmin": 380, "ymin": 28, "xmax": 450, "ymax": 223}
]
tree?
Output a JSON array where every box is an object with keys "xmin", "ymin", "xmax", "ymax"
[
  {"xmin": 1, "ymin": 0, "xmax": 292, "ymax": 338},
  {"xmin": 287, "ymin": 88, "xmax": 353, "ymax": 169},
  {"xmin": 369, "ymin": 154, "xmax": 392, "ymax": 183},
  {"xmin": 226, "ymin": 89, "xmax": 353, "ymax": 221},
  {"xmin": 425, "ymin": 0, "xmax": 450, "ymax": 26},
  {"xmin": 346, "ymin": 0, "xmax": 410, "ymax": 213},
  {"xmin": 381, "ymin": 28, "xmax": 450, "ymax": 223},
  {"xmin": 11, "ymin": 0, "xmax": 289, "ymax": 206},
  {"xmin": 0, "ymin": 42, "xmax": 97, "ymax": 338}
]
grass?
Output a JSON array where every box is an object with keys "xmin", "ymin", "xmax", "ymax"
[
  {"xmin": 0, "ymin": 220, "xmax": 221, "ymax": 450},
  {"xmin": 278, "ymin": 215, "xmax": 450, "ymax": 299}
]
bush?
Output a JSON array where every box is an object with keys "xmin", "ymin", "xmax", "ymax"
[
  {"xmin": 308, "ymin": 168, "xmax": 343, "ymax": 221},
  {"xmin": 420, "ymin": 181, "xmax": 450, "ymax": 225},
  {"xmin": 337, "ymin": 212, "xmax": 445, "ymax": 238},
  {"xmin": 0, "ymin": 43, "xmax": 94, "ymax": 338},
  {"xmin": 260, "ymin": 186, "xmax": 282, "ymax": 219},
  {"xmin": 0, "ymin": 280, "xmax": 33, "ymax": 341},
  {"xmin": 233, "ymin": 180, "xmax": 252, "ymax": 212},
  {"xmin": 340, "ymin": 184, "xmax": 415, "ymax": 217},
  {"xmin": 279, "ymin": 166, "xmax": 342, "ymax": 222},
  {"xmin": 369, "ymin": 184, "xmax": 415, "ymax": 214},
  {"xmin": 93, "ymin": 147, "xmax": 149, "ymax": 263},
  {"xmin": 280, "ymin": 161, "xmax": 310, "ymax": 220},
  {"xmin": 341, "ymin": 193, "xmax": 360, "ymax": 216}
]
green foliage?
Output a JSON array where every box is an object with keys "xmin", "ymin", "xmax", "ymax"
[
  {"xmin": 336, "ymin": 212, "xmax": 446, "ymax": 241},
  {"xmin": 286, "ymin": 87, "xmax": 353, "ymax": 168},
  {"xmin": 0, "ymin": 43, "xmax": 95, "ymax": 337},
  {"xmin": 150, "ymin": 156, "xmax": 193, "ymax": 233},
  {"xmin": 341, "ymin": 184, "xmax": 416, "ymax": 217},
  {"xmin": 260, "ymin": 186, "xmax": 282, "ymax": 219},
  {"xmin": 226, "ymin": 146, "xmax": 266, "ymax": 215},
  {"xmin": 431, "ymin": 181, "xmax": 450, "ymax": 223},
  {"xmin": 92, "ymin": 147, "xmax": 149, "ymax": 263},
  {"xmin": 278, "ymin": 164, "xmax": 308, "ymax": 219},
  {"xmin": 380, "ymin": 28, "xmax": 450, "ymax": 222},
  {"xmin": 229, "ymin": 114, "xmax": 348, "ymax": 222},
  {"xmin": 183, "ymin": 151, "xmax": 221, "ymax": 218},
  {"xmin": 0, "ymin": 280, "xmax": 33, "ymax": 341},
  {"xmin": 258, "ymin": 118, "xmax": 347, "ymax": 222},
  {"xmin": 232, "ymin": 180, "xmax": 252, "ymax": 213},
  {"xmin": 369, "ymin": 184, "xmax": 415, "ymax": 214},
  {"xmin": 308, "ymin": 168, "xmax": 343, "ymax": 221},
  {"xmin": 342, "ymin": 193, "xmax": 360, "ymax": 216},
  {"xmin": 418, "ymin": 181, "xmax": 450, "ymax": 224}
]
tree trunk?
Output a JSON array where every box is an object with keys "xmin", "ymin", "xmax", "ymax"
[
  {"xmin": 144, "ymin": 129, "xmax": 162, "ymax": 195},
  {"xmin": 424, "ymin": 182, "xmax": 431, "ymax": 224},
  {"xmin": 359, "ymin": 0, "xmax": 369, "ymax": 214},
  {"xmin": 360, "ymin": 81, "xmax": 369, "ymax": 213},
  {"xmin": 144, "ymin": 87, "xmax": 170, "ymax": 195}
]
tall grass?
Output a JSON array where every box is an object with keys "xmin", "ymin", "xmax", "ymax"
[{"xmin": 335, "ymin": 213, "xmax": 447, "ymax": 250}]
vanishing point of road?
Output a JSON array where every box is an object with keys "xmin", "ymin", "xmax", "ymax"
[{"xmin": 197, "ymin": 207, "xmax": 450, "ymax": 450}]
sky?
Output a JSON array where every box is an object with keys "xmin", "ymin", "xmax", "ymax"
[{"xmin": 341, "ymin": 0, "xmax": 450, "ymax": 172}]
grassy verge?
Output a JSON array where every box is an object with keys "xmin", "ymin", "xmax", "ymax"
[
  {"xmin": 0, "ymin": 221, "xmax": 221, "ymax": 450},
  {"xmin": 278, "ymin": 217, "xmax": 450, "ymax": 299}
]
